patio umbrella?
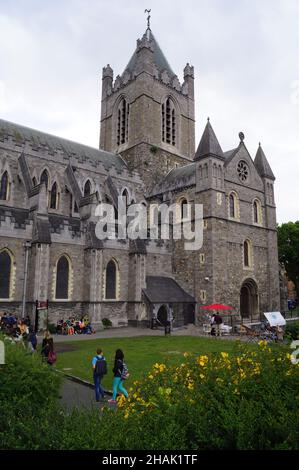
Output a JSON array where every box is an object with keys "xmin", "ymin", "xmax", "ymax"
[{"xmin": 200, "ymin": 303, "xmax": 234, "ymax": 311}]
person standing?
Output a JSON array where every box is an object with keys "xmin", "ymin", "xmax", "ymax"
[
  {"xmin": 108, "ymin": 349, "xmax": 129, "ymax": 404},
  {"xmin": 214, "ymin": 312, "xmax": 223, "ymax": 337},
  {"xmin": 27, "ymin": 326, "xmax": 37, "ymax": 353},
  {"xmin": 41, "ymin": 331, "xmax": 56, "ymax": 365},
  {"xmin": 92, "ymin": 348, "xmax": 107, "ymax": 402}
]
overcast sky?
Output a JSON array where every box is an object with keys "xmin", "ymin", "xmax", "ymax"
[{"xmin": 0, "ymin": 0, "xmax": 298, "ymax": 223}]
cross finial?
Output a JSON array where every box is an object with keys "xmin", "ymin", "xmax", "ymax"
[{"xmin": 145, "ymin": 9, "xmax": 151, "ymax": 30}]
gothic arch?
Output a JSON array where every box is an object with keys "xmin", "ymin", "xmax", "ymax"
[
  {"xmin": 53, "ymin": 254, "xmax": 73, "ymax": 300},
  {"xmin": 0, "ymin": 170, "xmax": 10, "ymax": 201},
  {"xmin": 228, "ymin": 191, "xmax": 240, "ymax": 220},
  {"xmin": 0, "ymin": 248, "xmax": 15, "ymax": 299},
  {"xmin": 83, "ymin": 179, "xmax": 92, "ymax": 198},
  {"xmin": 161, "ymin": 95, "xmax": 180, "ymax": 147},
  {"xmin": 113, "ymin": 94, "xmax": 130, "ymax": 147},
  {"xmin": 104, "ymin": 258, "xmax": 119, "ymax": 300},
  {"xmin": 40, "ymin": 168, "xmax": 51, "ymax": 189},
  {"xmin": 243, "ymin": 239, "xmax": 253, "ymax": 269},
  {"xmin": 252, "ymin": 198, "xmax": 263, "ymax": 225},
  {"xmin": 240, "ymin": 278, "xmax": 259, "ymax": 318}
]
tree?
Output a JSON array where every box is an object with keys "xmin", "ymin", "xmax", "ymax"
[{"xmin": 277, "ymin": 221, "xmax": 299, "ymax": 296}]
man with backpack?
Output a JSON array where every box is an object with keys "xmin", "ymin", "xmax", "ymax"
[{"xmin": 92, "ymin": 348, "xmax": 107, "ymax": 402}]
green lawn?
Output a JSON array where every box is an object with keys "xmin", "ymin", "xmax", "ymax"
[{"xmin": 55, "ymin": 335, "xmax": 252, "ymax": 388}]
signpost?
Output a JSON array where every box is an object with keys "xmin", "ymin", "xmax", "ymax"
[{"xmin": 34, "ymin": 299, "xmax": 49, "ymax": 332}]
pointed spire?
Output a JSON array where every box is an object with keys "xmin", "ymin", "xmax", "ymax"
[
  {"xmin": 254, "ymin": 144, "xmax": 275, "ymax": 180},
  {"xmin": 122, "ymin": 29, "xmax": 175, "ymax": 79},
  {"xmin": 194, "ymin": 119, "xmax": 223, "ymax": 160}
]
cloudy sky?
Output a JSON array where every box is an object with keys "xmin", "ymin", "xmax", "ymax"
[{"xmin": 0, "ymin": 0, "xmax": 298, "ymax": 223}]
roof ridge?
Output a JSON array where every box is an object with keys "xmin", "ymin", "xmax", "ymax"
[{"xmin": 0, "ymin": 118, "xmax": 116, "ymax": 157}]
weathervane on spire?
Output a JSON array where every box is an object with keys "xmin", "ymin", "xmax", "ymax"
[{"xmin": 145, "ymin": 9, "xmax": 151, "ymax": 30}]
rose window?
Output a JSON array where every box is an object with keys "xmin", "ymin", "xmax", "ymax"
[{"xmin": 237, "ymin": 161, "xmax": 249, "ymax": 182}]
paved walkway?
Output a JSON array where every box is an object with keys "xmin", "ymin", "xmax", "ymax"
[{"xmin": 38, "ymin": 324, "xmax": 238, "ymax": 343}]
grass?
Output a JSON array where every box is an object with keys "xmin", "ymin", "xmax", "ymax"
[{"xmin": 55, "ymin": 335, "xmax": 255, "ymax": 389}]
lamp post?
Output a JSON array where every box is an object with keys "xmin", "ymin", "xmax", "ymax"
[{"xmin": 21, "ymin": 241, "xmax": 31, "ymax": 319}]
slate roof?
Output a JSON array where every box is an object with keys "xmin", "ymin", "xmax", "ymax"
[
  {"xmin": 150, "ymin": 162, "xmax": 196, "ymax": 195},
  {"xmin": 254, "ymin": 144, "xmax": 275, "ymax": 180},
  {"xmin": 123, "ymin": 29, "xmax": 176, "ymax": 78},
  {"xmin": 0, "ymin": 119, "xmax": 127, "ymax": 172},
  {"xmin": 194, "ymin": 120, "xmax": 223, "ymax": 160},
  {"xmin": 143, "ymin": 276, "xmax": 195, "ymax": 303}
]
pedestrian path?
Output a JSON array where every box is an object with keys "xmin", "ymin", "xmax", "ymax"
[{"xmin": 39, "ymin": 324, "xmax": 238, "ymax": 343}]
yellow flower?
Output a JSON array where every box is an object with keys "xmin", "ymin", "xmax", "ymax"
[
  {"xmin": 200, "ymin": 373, "xmax": 205, "ymax": 380},
  {"xmin": 183, "ymin": 352, "xmax": 190, "ymax": 358},
  {"xmin": 148, "ymin": 374, "xmax": 154, "ymax": 380},
  {"xmin": 221, "ymin": 352, "xmax": 229, "ymax": 359},
  {"xmin": 197, "ymin": 355, "xmax": 209, "ymax": 367}
]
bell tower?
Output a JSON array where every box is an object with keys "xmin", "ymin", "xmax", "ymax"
[{"xmin": 99, "ymin": 16, "xmax": 195, "ymax": 192}]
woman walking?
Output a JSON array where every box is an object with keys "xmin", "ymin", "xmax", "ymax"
[
  {"xmin": 41, "ymin": 331, "xmax": 56, "ymax": 365},
  {"xmin": 108, "ymin": 349, "xmax": 129, "ymax": 404}
]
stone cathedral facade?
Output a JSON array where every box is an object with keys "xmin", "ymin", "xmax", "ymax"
[{"xmin": 0, "ymin": 24, "xmax": 280, "ymax": 329}]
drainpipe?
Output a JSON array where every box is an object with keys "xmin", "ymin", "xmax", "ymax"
[{"xmin": 21, "ymin": 241, "xmax": 31, "ymax": 319}]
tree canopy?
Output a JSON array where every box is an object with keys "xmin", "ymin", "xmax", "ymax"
[{"xmin": 277, "ymin": 221, "xmax": 299, "ymax": 295}]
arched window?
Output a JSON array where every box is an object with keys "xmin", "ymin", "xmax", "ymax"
[
  {"xmin": 228, "ymin": 192, "xmax": 239, "ymax": 220},
  {"xmin": 162, "ymin": 97, "xmax": 176, "ymax": 146},
  {"xmin": 105, "ymin": 259, "xmax": 118, "ymax": 300},
  {"xmin": 243, "ymin": 240, "xmax": 252, "ymax": 268},
  {"xmin": 55, "ymin": 256, "xmax": 69, "ymax": 299},
  {"xmin": 84, "ymin": 180, "xmax": 91, "ymax": 197},
  {"xmin": 0, "ymin": 250, "xmax": 11, "ymax": 298},
  {"xmin": 229, "ymin": 194, "xmax": 235, "ymax": 218},
  {"xmin": 50, "ymin": 182, "xmax": 58, "ymax": 209},
  {"xmin": 117, "ymin": 98, "xmax": 129, "ymax": 146},
  {"xmin": 253, "ymin": 199, "xmax": 262, "ymax": 225},
  {"xmin": 40, "ymin": 170, "xmax": 49, "ymax": 189},
  {"xmin": 0, "ymin": 171, "xmax": 9, "ymax": 201}
]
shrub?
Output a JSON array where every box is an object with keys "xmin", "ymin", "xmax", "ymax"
[
  {"xmin": 0, "ymin": 335, "xmax": 62, "ymax": 449},
  {"xmin": 106, "ymin": 342, "xmax": 299, "ymax": 450},
  {"xmin": 47, "ymin": 323, "xmax": 57, "ymax": 334},
  {"xmin": 102, "ymin": 318, "xmax": 112, "ymax": 328},
  {"xmin": 285, "ymin": 321, "xmax": 299, "ymax": 340}
]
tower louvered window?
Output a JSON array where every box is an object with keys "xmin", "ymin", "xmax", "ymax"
[
  {"xmin": 162, "ymin": 98, "xmax": 176, "ymax": 146},
  {"xmin": 117, "ymin": 98, "xmax": 129, "ymax": 146}
]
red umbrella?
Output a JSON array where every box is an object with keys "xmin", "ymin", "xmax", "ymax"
[{"xmin": 200, "ymin": 303, "xmax": 234, "ymax": 311}]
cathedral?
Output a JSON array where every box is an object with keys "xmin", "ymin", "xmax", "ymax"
[{"xmin": 0, "ymin": 21, "xmax": 280, "ymax": 329}]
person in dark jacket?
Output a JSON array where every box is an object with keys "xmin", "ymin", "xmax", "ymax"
[
  {"xmin": 41, "ymin": 331, "xmax": 56, "ymax": 365},
  {"xmin": 27, "ymin": 327, "xmax": 37, "ymax": 353},
  {"xmin": 108, "ymin": 349, "xmax": 129, "ymax": 404}
]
